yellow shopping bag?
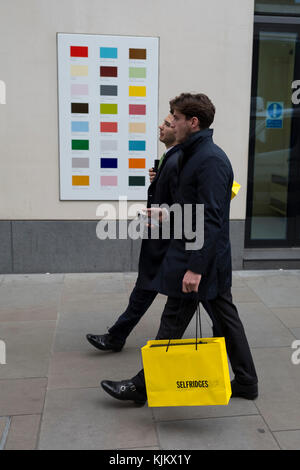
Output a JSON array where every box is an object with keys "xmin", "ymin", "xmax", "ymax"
[
  {"xmin": 142, "ymin": 337, "xmax": 232, "ymax": 407},
  {"xmin": 231, "ymin": 181, "xmax": 241, "ymax": 200}
]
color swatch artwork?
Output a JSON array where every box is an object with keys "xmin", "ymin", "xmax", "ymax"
[{"xmin": 58, "ymin": 33, "xmax": 159, "ymax": 200}]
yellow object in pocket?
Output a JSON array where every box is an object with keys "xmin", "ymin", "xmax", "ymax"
[{"xmin": 231, "ymin": 181, "xmax": 241, "ymax": 200}]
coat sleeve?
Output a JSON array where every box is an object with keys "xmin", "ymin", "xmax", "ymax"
[{"xmin": 187, "ymin": 155, "xmax": 231, "ymax": 275}]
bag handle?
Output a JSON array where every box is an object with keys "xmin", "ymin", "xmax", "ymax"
[
  {"xmin": 166, "ymin": 299, "xmax": 202, "ymax": 352},
  {"xmin": 195, "ymin": 302, "xmax": 202, "ymax": 351}
]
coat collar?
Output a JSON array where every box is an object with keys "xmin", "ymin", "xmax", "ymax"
[
  {"xmin": 149, "ymin": 143, "xmax": 181, "ymax": 188},
  {"xmin": 164, "ymin": 143, "xmax": 181, "ymax": 159},
  {"xmin": 181, "ymin": 128, "xmax": 213, "ymax": 152},
  {"xmin": 177, "ymin": 129, "xmax": 213, "ymax": 173}
]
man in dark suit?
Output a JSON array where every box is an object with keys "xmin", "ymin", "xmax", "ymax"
[
  {"xmin": 101, "ymin": 93, "xmax": 258, "ymax": 405},
  {"xmin": 87, "ymin": 114, "xmax": 219, "ymax": 353}
]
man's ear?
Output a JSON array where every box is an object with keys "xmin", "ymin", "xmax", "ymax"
[{"xmin": 191, "ymin": 116, "xmax": 200, "ymax": 130}]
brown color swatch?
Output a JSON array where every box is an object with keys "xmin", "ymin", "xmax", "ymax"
[
  {"xmin": 129, "ymin": 48, "xmax": 147, "ymax": 60},
  {"xmin": 71, "ymin": 103, "xmax": 89, "ymax": 114}
]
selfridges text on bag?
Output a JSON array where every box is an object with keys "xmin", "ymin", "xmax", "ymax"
[{"xmin": 141, "ymin": 304, "xmax": 232, "ymax": 407}]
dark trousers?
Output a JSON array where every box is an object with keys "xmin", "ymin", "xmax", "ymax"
[
  {"xmin": 132, "ymin": 289, "xmax": 258, "ymax": 391},
  {"xmin": 108, "ymin": 286, "xmax": 158, "ymax": 342},
  {"xmin": 108, "ymin": 285, "xmax": 222, "ymax": 343}
]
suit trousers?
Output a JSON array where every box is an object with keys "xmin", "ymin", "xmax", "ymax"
[
  {"xmin": 108, "ymin": 286, "xmax": 157, "ymax": 342},
  {"xmin": 108, "ymin": 285, "xmax": 222, "ymax": 343},
  {"xmin": 132, "ymin": 289, "xmax": 258, "ymax": 391}
]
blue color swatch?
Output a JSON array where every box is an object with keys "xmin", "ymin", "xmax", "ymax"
[
  {"xmin": 100, "ymin": 47, "xmax": 118, "ymax": 59},
  {"xmin": 129, "ymin": 140, "xmax": 146, "ymax": 151},
  {"xmin": 100, "ymin": 158, "xmax": 118, "ymax": 169},
  {"xmin": 71, "ymin": 121, "xmax": 89, "ymax": 132}
]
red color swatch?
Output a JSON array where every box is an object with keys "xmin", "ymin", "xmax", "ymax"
[
  {"xmin": 100, "ymin": 66, "xmax": 118, "ymax": 77},
  {"xmin": 129, "ymin": 104, "xmax": 146, "ymax": 115},
  {"xmin": 70, "ymin": 46, "xmax": 88, "ymax": 57},
  {"xmin": 100, "ymin": 122, "xmax": 118, "ymax": 133}
]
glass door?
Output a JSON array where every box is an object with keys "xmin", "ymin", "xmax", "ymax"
[{"xmin": 246, "ymin": 20, "xmax": 300, "ymax": 247}]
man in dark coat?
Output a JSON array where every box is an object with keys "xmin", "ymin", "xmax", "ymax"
[
  {"xmin": 87, "ymin": 114, "xmax": 219, "ymax": 352},
  {"xmin": 101, "ymin": 93, "xmax": 258, "ymax": 404}
]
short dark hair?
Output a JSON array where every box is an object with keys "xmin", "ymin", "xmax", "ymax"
[{"xmin": 169, "ymin": 93, "xmax": 215, "ymax": 129}]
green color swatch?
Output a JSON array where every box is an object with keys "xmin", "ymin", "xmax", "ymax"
[
  {"xmin": 129, "ymin": 67, "xmax": 146, "ymax": 79},
  {"xmin": 100, "ymin": 103, "xmax": 118, "ymax": 114},
  {"xmin": 72, "ymin": 140, "xmax": 89, "ymax": 150},
  {"xmin": 129, "ymin": 176, "xmax": 145, "ymax": 186}
]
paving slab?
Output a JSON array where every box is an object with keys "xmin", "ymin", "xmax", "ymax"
[
  {"xmin": 4, "ymin": 414, "xmax": 41, "ymax": 450},
  {"xmin": 0, "ymin": 378, "xmax": 47, "ymax": 416},
  {"xmin": 54, "ymin": 292, "xmax": 129, "ymax": 352},
  {"xmin": 63, "ymin": 272, "xmax": 127, "ymax": 295},
  {"xmin": 58, "ymin": 292, "xmax": 128, "ymax": 317},
  {"xmin": 47, "ymin": 348, "xmax": 144, "ymax": 390},
  {"xmin": 156, "ymin": 415, "xmax": 280, "ymax": 450},
  {"xmin": 2, "ymin": 274, "xmax": 65, "ymax": 284},
  {"xmin": 0, "ymin": 321, "xmax": 56, "ymax": 379},
  {"xmin": 291, "ymin": 328, "xmax": 300, "ymax": 339},
  {"xmin": 270, "ymin": 307, "xmax": 300, "ymax": 329},
  {"xmin": 273, "ymin": 430, "xmax": 300, "ymax": 450},
  {"xmin": 252, "ymin": 347, "xmax": 300, "ymax": 431},
  {"xmin": 231, "ymin": 273, "xmax": 247, "ymax": 287},
  {"xmin": 59, "ymin": 289, "xmax": 130, "ymax": 317},
  {"xmin": 38, "ymin": 387, "xmax": 158, "ymax": 450},
  {"xmin": 236, "ymin": 302, "xmax": 296, "ymax": 348},
  {"xmin": 0, "ymin": 274, "xmax": 63, "ymax": 322},
  {"xmin": 242, "ymin": 273, "xmax": 300, "ymax": 307},
  {"xmin": 152, "ymin": 398, "xmax": 258, "ymax": 422},
  {"xmin": 0, "ymin": 306, "xmax": 59, "ymax": 323},
  {"xmin": 0, "ymin": 417, "xmax": 8, "ymax": 445},
  {"xmin": 231, "ymin": 286, "xmax": 261, "ymax": 302}
]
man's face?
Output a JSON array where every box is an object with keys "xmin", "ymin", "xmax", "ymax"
[
  {"xmin": 170, "ymin": 109, "xmax": 194, "ymax": 143},
  {"xmin": 159, "ymin": 114, "xmax": 176, "ymax": 147}
]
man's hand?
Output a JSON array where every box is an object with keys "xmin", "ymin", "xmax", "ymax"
[
  {"xmin": 149, "ymin": 168, "xmax": 156, "ymax": 183},
  {"xmin": 145, "ymin": 207, "xmax": 169, "ymax": 227},
  {"xmin": 182, "ymin": 270, "xmax": 202, "ymax": 293}
]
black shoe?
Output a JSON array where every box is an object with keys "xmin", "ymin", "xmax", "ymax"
[
  {"xmin": 231, "ymin": 379, "xmax": 258, "ymax": 400},
  {"xmin": 101, "ymin": 379, "xmax": 147, "ymax": 405},
  {"xmin": 86, "ymin": 334, "xmax": 125, "ymax": 352}
]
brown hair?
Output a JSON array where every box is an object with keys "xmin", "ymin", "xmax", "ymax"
[{"xmin": 169, "ymin": 93, "xmax": 215, "ymax": 129}]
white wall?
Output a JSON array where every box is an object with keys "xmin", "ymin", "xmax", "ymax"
[{"xmin": 0, "ymin": 0, "xmax": 254, "ymax": 220}]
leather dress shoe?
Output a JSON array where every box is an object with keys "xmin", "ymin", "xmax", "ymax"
[
  {"xmin": 231, "ymin": 379, "xmax": 258, "ymax": 400},
  {"xmin": 86, "ymin": 334, "xmax": 125, "ymax": 352},
  {"xmin": 101, "ymin": 379, "xmax": 147, "ymax": 405}
]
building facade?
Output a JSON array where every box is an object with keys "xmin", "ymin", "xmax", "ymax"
[{"xmin": 0, "ymin": 0, "xmax": 299, "ymax": 273}]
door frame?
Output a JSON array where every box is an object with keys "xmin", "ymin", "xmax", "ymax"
[{"xmin": 245, "ymin": 15, "xmax": 300, "ymax": 248}]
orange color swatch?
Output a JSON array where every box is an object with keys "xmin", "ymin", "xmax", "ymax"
[{"xmin": 128, "ymin": 158, "xmax": 146, "ymax": 169}]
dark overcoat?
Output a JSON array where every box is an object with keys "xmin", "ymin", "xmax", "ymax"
[
  {"xmin": 149, "ymin": 129, "xmax": 234, "ymax": 300},
  {"xmin": 135, "ymin": 145, "xmax": 182, "ymax": 289}
]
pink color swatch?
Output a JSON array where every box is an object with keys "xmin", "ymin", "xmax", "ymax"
[
  {"xmin": 71, "ymin": 84, "xmax": 89, "ymax": 95},
  {"xmin": 100, "ymin": 175, "xmax": 118, "ymax": 186}
]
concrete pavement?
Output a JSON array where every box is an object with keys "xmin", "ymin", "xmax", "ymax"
[{"xmin": 0, "ymin": 270, "xmax": 300, "ymax": 450}]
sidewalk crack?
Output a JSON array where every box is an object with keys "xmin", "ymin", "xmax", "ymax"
[{"xmin": 0, "ymin": 417, "xmax": 12, "ymax": 451}]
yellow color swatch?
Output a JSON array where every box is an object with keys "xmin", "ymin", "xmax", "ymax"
[
  {"xmin": 70, "ymin": 65, "xmax": 89, "ymax": 77},
  {"xmin": 72, "ymin": 175, "xmax": 90, "ymax": 186},
  {"xmin": 129, "ymin": 122, "xmax": 146, "ymax": 133},
  {"xmin": 129, "ymin": 86, "xmax": 146, "ymax": 97}
]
